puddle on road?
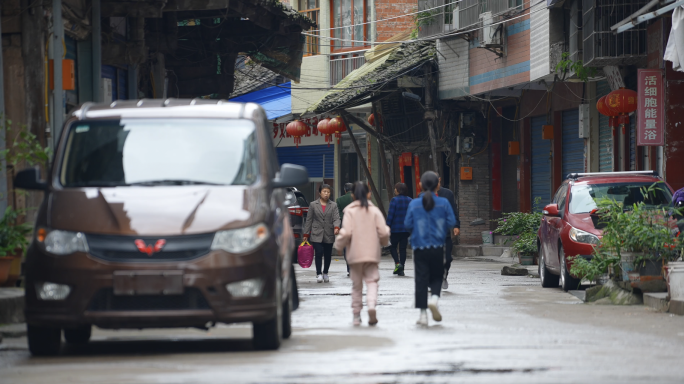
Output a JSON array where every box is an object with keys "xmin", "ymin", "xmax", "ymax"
[{"xmin": 286, "ymin": 363, "xmax": 548, "ymax": 382}]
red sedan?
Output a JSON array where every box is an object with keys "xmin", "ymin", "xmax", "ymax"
[{"xmin": 537, "ymin": 171, "xmax": 674, "ymax": 291}]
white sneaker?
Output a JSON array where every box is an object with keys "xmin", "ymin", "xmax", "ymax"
[
  {"xmin": 353, "ymin": 314, "xmax": 361, "ymax": 326},
  {"xmin": 323, "ymin": 274, "xmax": 330, "ymax": 283},
  {"xmin": 316, "ymin": 274, "xmax": 323, "ymax": 283},
  {"xmin": 416, "ymin": 310, "xmax": 428, "ymax": 326},
  {"xmin": 428, "ymin": 295, "xmax": 442, "ymax": 322},
  {"xmin": 442, "ymin": 278, "xmax": 449, "ymax": 290}
]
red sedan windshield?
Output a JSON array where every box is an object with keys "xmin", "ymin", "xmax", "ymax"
[{"xmin": 569, "ymin": 182, "xmax": 672, "ymax": 214}]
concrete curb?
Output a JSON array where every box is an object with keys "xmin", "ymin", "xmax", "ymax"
[
  {"xmin": 0, "ymin": 288, "xmax": 25, "ymax": 324},
  {"xmin": 0, "ymin": 323, "xmax": 26, "ymax": 338},
  {"xmin": 643, "ymin": 293, "xmax": 669, "ymax": 312}
]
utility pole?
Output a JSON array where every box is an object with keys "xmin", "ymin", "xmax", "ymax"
[
  {"xmin": 424, "ymin": 64, "xmax": 439, "ymax": 172},
  {"xmin": 0, "ymin": 4, "xmax": 7, "ymax": 215},
  {"xmin": 52, "ymin": 0, "xmax": 64, "ymax": 148},
  {"xmin": 371, "ymin": 102, "xmax": 394, "ymax": 203},
  {"xmin": 92, "ymin": 0, "xmax": 102, "ymax": 103}
]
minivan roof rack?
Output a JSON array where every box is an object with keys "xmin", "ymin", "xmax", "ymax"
[{"xmin": 566, "ymin": 170, "xmax": 658, "ymax": 179}]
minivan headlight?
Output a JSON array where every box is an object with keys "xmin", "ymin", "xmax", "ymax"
[
  {"xmin": 211, "ymin": 223, "xmax": 269, "ymax": 254},
  {"xmin": 37, "ymin": 228, "xmax": 88, "ymax": 255},
  {"xmin": 569, "ymin": 227, "xmax": 599, "ymax": 245}
]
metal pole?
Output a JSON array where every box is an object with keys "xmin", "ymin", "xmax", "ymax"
[
  {"xmin": 424, "ymin": 65, "xmax": 439, "ymax": 172},
  {"xmin": 92, "ymin": 0, "xmax": 102, "ymax": 103},
  {"xmin": 371, "ymin": 102, "xmax": 394, "ymax": 203},
  {"xmin": 339, "ymin": 113, "xmax": 387, "ymax": 218},
  {"xmin": 0, "ymin": 4, "xmax": 7, "ymax": 215},
  {"xmin": 52, "ymin": 0, "xmax": 63, "ymax": 149}
]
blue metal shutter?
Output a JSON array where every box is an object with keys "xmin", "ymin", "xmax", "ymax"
[
  {"xmin": 562, "ymin": 109, "xmax": 584, "ymax": 178},
  {"xmin": 117, "ymin": 68, "xmax": 128, "ymax": 100},
  {"xmin": 531, "ymin": 116, "xmax": 552, "ymax": 210},
  {"xmin": 276, "ymin": 145, "xmax": 334, "ymax": 179},
  {"xmin": 597, "ymin": 81, "xmax": 613, "ymax": 172}
]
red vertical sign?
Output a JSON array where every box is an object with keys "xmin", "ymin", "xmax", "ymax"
[{"xmin": 637, "ymin": 69, "xmax": 665, "ymax": 146}]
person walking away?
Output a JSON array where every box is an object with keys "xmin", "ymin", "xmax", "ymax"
[
  {"xmin": 303, "ymin": 184, "xmax": 341, "ymax": 283},
  {"xmin": 386, "ymin": 183, "xmax": 412, "ymax": 276},
  {"xmin": 404, "ymin": 172, "xmax": 456, "ymax": 326},
  {"xmin": 335, "ymin": 182, "xmax": 390, "ymax": 326},
  {"xmin": 435, "ymin": 178, "xmax": 460, "ymax": 289},
  {"xmin": 336, "ymin": 183, "xmax": 354, "ymax": 277}
]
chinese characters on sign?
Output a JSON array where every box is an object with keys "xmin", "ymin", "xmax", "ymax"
[
  {"xmin": 637, "ymin": 69, "xmax": 664, "ymax": 146},
  {"xmin": 273, "ymin": 117, "xmax": 320, "ymax": 139}
]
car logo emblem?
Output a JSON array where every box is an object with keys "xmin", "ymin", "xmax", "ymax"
[{"xmin": 134, "ymin": 239, "xmax": 166, "ymax": 256}]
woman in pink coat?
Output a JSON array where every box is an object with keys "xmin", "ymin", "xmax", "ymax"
[{"xmin": 335, "ymin": 182, "xmax": 390, "ymax": 326}]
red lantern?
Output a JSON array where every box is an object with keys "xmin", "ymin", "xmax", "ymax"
[
  {"xmin": 317, "ymin": 118, "xmax": 335, "ymax": 146},
  {"xmin": 597, "ymin": 95, "xmax": 619, "ymax": 136},
  {"xmin": 606, "ymin": 87, "xmax": 637, "ymax": 133},
  {"xmin": 328, "ymin": 116, "xmax": 346, "ymax": 144},
  {"xmin": 286, "ymin": 120, "xmax": 307, "ymax": 148}
]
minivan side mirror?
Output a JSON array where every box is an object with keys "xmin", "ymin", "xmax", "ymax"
[
  {"xmin": 14, "ymin": 167, "xmax": 48, "ymax": 191},
  {"xmin": 543, "ymin": 203, "xmax": 560, "ymax": 216},
  {"xmin": 272, "ymin": 164, "xmax": 308, "ymax": 188}
]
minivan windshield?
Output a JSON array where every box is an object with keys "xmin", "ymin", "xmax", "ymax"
[
  {"xmin": 60, "ymin": 119, "xmax": 259, "ymax": 187},
  {"xmin": 569, "ymin": 182, "xmax": 672, "ymax": 214}
]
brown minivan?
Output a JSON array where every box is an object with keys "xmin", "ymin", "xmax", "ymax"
[{"xmin": 14, "ymin": 99, "xmax": 309, "ymax": 355}]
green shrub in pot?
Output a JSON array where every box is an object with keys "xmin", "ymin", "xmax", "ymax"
[
  {"xmin": 585, "ymin": 183, "xmax": 682, "ymax": 278},
  {"xmin": 0, "ymin": 207, "xmax": 32, "ymax": 257}
]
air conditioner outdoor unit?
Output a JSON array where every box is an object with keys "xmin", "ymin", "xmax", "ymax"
[{"xmin": 479, "ymin": 12, "xmax": 493, "ymax": 46}]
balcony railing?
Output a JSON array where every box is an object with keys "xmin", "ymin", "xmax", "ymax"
[
  {"xmin": 330, "ymin": 53, "xmax": 366, "ymax": 87},
  {"xmin": 300, "ymin": 8, "xmax": 320, "ymax": 56}
]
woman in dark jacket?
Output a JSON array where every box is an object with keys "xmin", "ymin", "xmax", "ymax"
[
  {"xmin": 386, "ymin": 183, "xmax": 412, "ymax": 276},
  {"xmin": 303, "ymin": 184, "xmax": 341, "ymax": 283}
]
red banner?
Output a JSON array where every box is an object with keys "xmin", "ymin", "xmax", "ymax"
[{"xmin": 637, "ymin": 69, "xmax": 665, "ymax": 146}]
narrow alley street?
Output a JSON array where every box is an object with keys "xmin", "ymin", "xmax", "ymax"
[{"xmin": 1, "ymin": 256, "xmax": 683, "ymax": 384}]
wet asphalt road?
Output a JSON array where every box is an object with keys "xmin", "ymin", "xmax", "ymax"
[{"xmin": 1, "ymin": 256, "xmax": 684, "ymax": 384}]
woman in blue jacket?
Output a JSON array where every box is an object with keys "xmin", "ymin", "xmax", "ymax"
[
  {"xmin": 404, "ymin": 171, "xmax": 456, "ymax": 326},
  {"xmin": 386, "ymin": 182, "xmax": 412, "ymax": 276}
]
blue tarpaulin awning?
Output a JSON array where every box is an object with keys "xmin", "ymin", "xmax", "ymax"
[{"xmin": 229, "ymin": 82, "xmax": 291, "ymax": 120}]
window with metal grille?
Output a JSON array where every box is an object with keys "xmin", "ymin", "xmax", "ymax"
[
  {"xmin": 300, "ymin": 0, "xmax": 320, "ymax": 56},
  {"xmin": 331, "ymin": 0, "xmax": 369, "ymax": 51},
  {"xmin": 459, "ymin": 0, "xmax": 480, "ymax": 29},
  {"xmin": 490, "ymin": 0, "xmax": 522, "ymax": 16},
  {"xmin": 329, "ymin": 52, "xmax": 366, "ymax": 86},
  {"xmin": 582, "ymin": 0, "xmax": 649, "ymax": 67}
]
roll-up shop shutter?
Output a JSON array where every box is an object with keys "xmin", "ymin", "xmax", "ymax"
[
  {"xmin": 562, "ymin": 109, "xmax": 584, "ymax": 178},
  {"xmin": 531, "ymin": 116, "xmax": 552, "ymax": 210},
  {"xmin": 276, "ymin": 145, "xmax": 334, "ymax": 179},
  {"xmin": 597, "ymin": 81, "xmax": 613, "ymax": 172}
]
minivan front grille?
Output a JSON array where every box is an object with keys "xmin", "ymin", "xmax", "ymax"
[
  {"xmin": 87, "ymin": 288, "xmax": 211, "ymax": 311},
  {"xmin": 86, "ymin": 233, "xmax": 214, "ymax": 262}
]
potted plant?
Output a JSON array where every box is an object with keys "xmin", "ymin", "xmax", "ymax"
[
  {"xmin": 493, "ymin": 198, "xmax": 542, "ymax": 265},
  {"xmin": 512, "ymin": 231, "xmax": 537, "ymax": 265},
  {"xmin": 0, "ymin": 207, "xmax": 32, "ymax": 286},
  {"xmin": 569, "ymin": 251, "xmax": 620, "ymax": 285},
  {"xmin": 588, "ymin": 183, "xmax": 680, "ymax": 291}
]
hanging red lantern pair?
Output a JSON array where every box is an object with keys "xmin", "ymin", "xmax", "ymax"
[
  {"xmin": 317, "ymin": 117, "xmax": 346, "ymax": 147},
  {"xmin": 597, "ymin": 87, "xmax": 638, "ymax": 134},
  {"xmin": 285, "ymin": 120, "xmax": 308, "ymax": 148}
]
